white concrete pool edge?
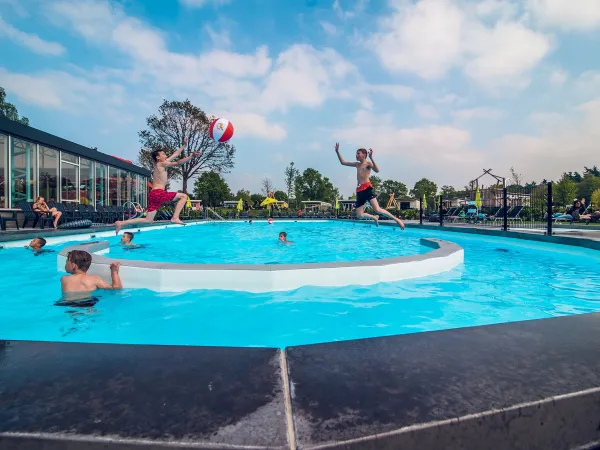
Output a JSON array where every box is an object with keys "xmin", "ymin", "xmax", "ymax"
[{"xmin": 57, "ymin": 238, "xmax": 464, "ymax": 293}]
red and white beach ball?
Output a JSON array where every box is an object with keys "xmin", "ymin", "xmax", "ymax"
[{"xmin": 209, "ymin": 118, "xmax": 234, "ymax": 143}]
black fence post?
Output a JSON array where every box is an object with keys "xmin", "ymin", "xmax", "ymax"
[
  {"xmin": 547, "ymin": 181, "xmax": 553, "ymax": 235},
  {"xmin": 419, "ymin": 198, "xmax": 423, "ymax": 225},
  {"xmin": 503, "ymin": 188, "xmax": 508, "ymax": 231},
  {"xmin": 439, "ymin": 195, "xmax": 444, "ymax": 227}
]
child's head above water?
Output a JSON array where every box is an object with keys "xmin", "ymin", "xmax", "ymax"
[
  {"xmin": 65, "ymin": 250, "xmax": 92, "ymax": 274},
  {"xmin": 29, "ymin": 237, "xmax": 47, "ymax": 250},
  {"xmin": 279, "ymin": 232, "xmax": 287, "ymax": 242},
  {"xmin": 121, "ymin": 232, "xmax": 134, "ymax": 245}
]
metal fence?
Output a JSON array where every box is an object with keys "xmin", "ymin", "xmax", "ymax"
[{"xmin": 419, "ymin": 182, "xmax": 554, "ymax": 234}]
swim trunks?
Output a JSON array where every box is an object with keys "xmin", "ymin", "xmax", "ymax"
[
  {"xmin": 355, "ymin": 182, "xmax": 377, "ymax": 208},
  {"xmin": 147, "ymin": 189, "xmax": 177, "ymax": 212}
]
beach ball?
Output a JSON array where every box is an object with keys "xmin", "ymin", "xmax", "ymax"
[{"xmin": 209, "ymin": 118, "xmax": 234, "ymax": 143}]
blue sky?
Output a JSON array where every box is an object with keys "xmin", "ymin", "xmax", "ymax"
[{"xmin": 1, "ymin": 0, "xmax": 600, "ymax": 197}]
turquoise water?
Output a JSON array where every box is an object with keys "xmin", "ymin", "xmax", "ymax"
[
  {"xmin": 108, "ymin": 221, "xmax": 425, "ymax": 264},
  {"xmin": 1, "ymin": 221, "xmax": 600, "ymax": 348}
]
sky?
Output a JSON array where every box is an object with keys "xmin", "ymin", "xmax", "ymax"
[{"xmin": 1, "ymin": 0, "xmax": 600, "ymax": 197}]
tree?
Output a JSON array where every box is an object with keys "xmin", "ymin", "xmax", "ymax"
[
  {"xmin": 566, "ymin": 172, "xmax": 582, "ymax": 183},
  {"xmin": 379, "ymin": 179, "xmax": 408, "ymax": 207},
  {"xmin": 192, "ymin": 171, "xmax": 232, "ymax": 206},
  {"xmin": 294, "ymin": 168, "xmax": 339, "ymax": 203},
  {"xmin": 234, "ymin": 189, "xmax": 251, "ymax": 202},
  {"xmin": 591, "ymin": 189, "xmax": 600, "ymax": 209},
  {"xmin": 578, "ymin": 173, "xmax": 600, "ymax": 202},
  {"xmin": 584, "ymin": 166, "xmax": 600, "ymax": 177},
  {"xmin": 554, "ymin": 174, "xmax": 578, "ymax": 208},
  {"xmin": 510, "ymin": 166, "xmax": 523, "ymax": 187},
  {"xmin": 440, "ymin": 185, "xmax": 457, "ymax": 198},
  {"xmin": 284, "ymin": 162, "xmax": 300, "ymax": 205},
  {"xmin": 138, "ymin": 99, "xmax": 235, "ymax": 193},
  {"xmin": 410, "ymin": 178, "xmax": 437, "ymax": 206},
  {"xmin": 261, "ymin": 177, "xmax": 274, "ymax": 195},
  {"xmin": 370, "ymin": 175, "xmax": 382, "ymax": 193},
  {"xmin": 0, "ymin": 87, "xmax": 29, "ymax": 125},
  {"xmin": 274, "ymin": 190, "xmax": 288, "ymax": 202}
]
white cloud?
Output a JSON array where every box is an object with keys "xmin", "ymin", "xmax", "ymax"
[
  {"xmin": 222, "ymin": 112, "xmax": 287, "ymax": 141},
  {"xmin": 415, "ymin": 104, "xmax": 440, "ymax": 119},
  {"xmin": 369, "ymin": 0, "xmax": 551, "ymax": 88},
  {"xmin": 320, "ymin": 21, "xmax": 338, "ymax": 35},
  {"xmin": 549, "ymin": 68, "xmax": 568, "ymax": 86},
  {"xmin": 528, "ymin": 112, "xmax": 562, "ymax": 122},
  {"xmin": 333, "ymin": 0, "xmax": 368, "ymax": 20},
  {"xmin": 526, "ymin": 0, "xmax": 600, "ymax": 31},
  {"xmin": 179, "ymin": 0, "xmax": 231, "ymax": 8},
  {"xmin": 204, "ymin": 24, "xmax": 231, "ymax": 48},
  {"xmin": 452, "ymin": 107, "xmax": 505, "ymax": 120},
  {"xmin": 0, "ymin": 16, "xmax": 66, "ymax": 56},
  {"xmin": 475, "ymin": 0, "xmax": 518, "ymax": 20}
]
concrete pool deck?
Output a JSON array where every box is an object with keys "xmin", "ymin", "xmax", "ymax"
[{"xmin": 2, "ymin": 313, "xmax": 600, "ymax": 450}]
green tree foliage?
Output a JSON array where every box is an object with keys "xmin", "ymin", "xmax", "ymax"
[
  {"xmin": 378, "ymin": 180, "xmax": 408, "ymax": 207},
  {"xmin": 566, "ymin": 172, "xmax": 583, "ymax": 183},
  {"xmin": 577, "ymin": 173, "xmax": 600, "ymax": 202},
  {"xmin": 0, "ymin": 87, "xmax": 29, "ymax": 125},
  {"xmin": 370, "ymin": 175, "xmax": 382, "ymax": 193},
  {"xmin": 554, "ymin": 174, "xmax": 578, "ymax": 208},
  {"xmin": 584, "ymin": 166, "xmax": 600, "ymax": 177},
  {"xmin": 250, "ymin": 193, "xmax": 263, "ymax": 205},
  {"xmin": 410, "ymin": 178, "xmax": 438, "ymax": 207},
  {"xmin": 294, "ymin": 168, "xmax": 339, "ymax": 203},
  {"xmin": 193, "ymin": 171, "xmax": 232, "ymax": 206},
  {"xmin": 234, "ymin": 189, "xmax": 251, "ymax": 202},
  {"xmin": 274, "ymin": 190, "xmax": 288, "ymax": 201},
  {"xmin": 138, "ymin": 99, "xmax": 235, "ymax": 193},
  {"xmin": 440, "ymin": 185, "xmax": 457, "ymax": 198},
  {"xmin": 591, "ymin": 189, "xmax": 600, "ymax": 209},
  {"xmin": 284, "ymin": 162, "xmax": 300, "ymax": 205}
]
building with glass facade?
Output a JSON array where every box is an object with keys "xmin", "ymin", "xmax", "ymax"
[{"xmin": 0, "ymin": 116, "xmax": 150, "ymax": 210}]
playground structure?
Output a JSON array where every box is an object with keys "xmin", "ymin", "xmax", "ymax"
[{"xmin": 385, "ymin": 192, "xmax": 400, "ymax": 210}]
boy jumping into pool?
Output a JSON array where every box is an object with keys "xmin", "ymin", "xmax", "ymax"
[
  {"xmin": 115, "ymin": 138, "xmax": 201, "ymax": 234},
  {"xmin": 334, "ymin": 143, "xmax": 405, "ymax": 229},
  {"xmin": 61, "ymin": 250, "xmax": 122, "ymax": 294}
]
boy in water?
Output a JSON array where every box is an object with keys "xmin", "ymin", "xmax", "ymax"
[
  {"xmin": 115, "ymin": 138, "xmax": 201, "ymax": 234},
  {"xmin": 61, "ymin": 250, "xmax": 122, "ymax": 295},
  {"xmin": 279, "ymin": 232, "xmax": 293, "ymax": 244},
  {"xmin": 25, "ymin": 237, "xmax": 47, "ymax": 251},
  {"xmin": 335, "ymin": 143, "xmax": 405, "ymax": 229},
  {"xmin": 120, "ymin": 232, "xmax": 138, "ymax": 247}
]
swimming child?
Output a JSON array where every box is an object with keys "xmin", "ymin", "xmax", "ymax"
[
  {"xmin": 278, "ymin": 232, "xmax": 293, "ymax": 244},
  {"xmin": 61, "ymin": 250, "xmax": 122, "ymax": 296},
  {"xmin": 24, "ymin": 237, "xmax": 47, "ymax": 251},
  {"xmin": 335, "ymin": 143, "xmax": 405, "ymax": 229}
]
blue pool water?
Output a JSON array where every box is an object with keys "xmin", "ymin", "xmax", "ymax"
[{"xmin": 1, "ymin": 221, "xmax": 600, "ymax": 348}]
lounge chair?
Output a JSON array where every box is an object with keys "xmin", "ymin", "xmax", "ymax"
[
  {"xmin": 506, "ymin": 205, "xmax": 524, "ymax": 226},
  {"xmin": 0, "ymin": 211, "xmax": 19, "ymax": 231},
  {"xmin": 18, "ymin": 201, "xmax": 54, "ymax": 229}
]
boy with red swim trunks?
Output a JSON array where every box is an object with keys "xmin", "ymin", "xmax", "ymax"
[
  {"xmin": 115, "ymin": 138, "xmax": 201, "ymax": 234},
  {"xmin": 335, "ymin": 143, "xmax": 405, "ymax": 229}
]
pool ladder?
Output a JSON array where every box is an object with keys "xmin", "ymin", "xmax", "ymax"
[
  {"xmin": 205, "ymin": 207, "xmax": 225, "ymax": 221},
  {"xmin": 122, "ymin": 201, "xmax": 142, "ymax": 220}
]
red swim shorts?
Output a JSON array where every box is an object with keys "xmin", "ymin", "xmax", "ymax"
[{"xmin": 147, "ymin": 189, "xmax": 177, "ymax": 212}]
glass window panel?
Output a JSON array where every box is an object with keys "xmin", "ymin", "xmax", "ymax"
[
  {"xmin": 109, "ymin": 166, "xmax": 118, "ymax": 206},
  {"xmin": 131, "ymin": 174, "xmax": 138, "ymax": 206},
  {"xmin": 139, "ymin": 176, "xmax": 147, "ymax": 208},
  {"xmin": 38, "ymin": 146, "xmax": 59, "ymax": 203},
  {"xmin": 95, "ymin": 163, "xmax": 106, "ymax": 207},
  {"xmin": 79, "ymin": 158, "xmax": 93, "ymax": 205},
  {"xmin": 61, "ymin": 161, "xmax": 78, "ymax": 202},
  {"xmin": 10, "ymin": 138, "xmax": 37, "ymax": 207},
  {"xmin": 61, "ymin": 152, "xmax": 78, "ymax": 164},
  {"xmin": 119, "ymin": 170, "xmax": 129, "ymax": 205},
  {"xmin": 0, "ymin": 134, "xmax": 7, "ymax": 208}
]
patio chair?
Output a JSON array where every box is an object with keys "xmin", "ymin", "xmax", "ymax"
[
  {"xmin": 0, "ymin": 211, "xmax": 19, "ymax": 231},
  {"xmin": 18, "ymin": 201, "xmax": 54, "ymax": 229},
  {"xmin": 506, "ymin": 205, "xmax": 524, "ymax": 226}
]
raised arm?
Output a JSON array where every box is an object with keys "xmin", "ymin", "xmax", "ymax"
[
  {"xmin": 368, "ymin": 148, "xmax": 380, "ymax": 173},
  {"xmin": 95, "ymin": 262, "xmax": 123, "ymax": 290},
  {"xmin": 335, "ymin": 143, "xmax": 358, "ymax": 167},
  {"xmin": 166, "ymin": 137, "xmax": 189, "ymax": 162},
  {"xmin": 161, "ymin": 151, "xmax": 202, "ymax": 168}
]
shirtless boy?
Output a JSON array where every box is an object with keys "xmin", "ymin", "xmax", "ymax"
[
  {"xmin": 335, "ymin": 143, "xmax": 405, "ymax": 229},
  {"xmin": 115, "ymin": 138, "xmax": 200, "ymax": 234},
  {"xmin": 61, "ymin": 250, "xmax": 122, "ymax": 294}
]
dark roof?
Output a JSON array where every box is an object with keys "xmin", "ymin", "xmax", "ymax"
[{"xmin": 0, "ymin": 116, "xmax": 150, "ymax": 177}]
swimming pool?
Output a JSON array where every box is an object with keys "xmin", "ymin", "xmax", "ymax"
[{"xmin": 1, "ymin": 221, "xmax": 600, "ymax": 348}]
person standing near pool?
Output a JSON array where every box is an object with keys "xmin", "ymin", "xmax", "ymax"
[
  {"xmin": 115, "ymin": 138, "xmax": 201, "ymax": 234},
  {"xmin": 334, "ymin": 143, "xmax": 405, "ymax": 229}
]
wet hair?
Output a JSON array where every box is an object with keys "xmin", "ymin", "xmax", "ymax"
[
  {"xmin": 67, "ymin": 250, "xmax": 92, "ymax": 272},
  {"xmin": 357, "ymin": 148, "xmax": 368, "ymax": 157},
  {"xmin": 123, "ymin": 232, "xmax": 134, "ymax": 241},
  {"xmin": 151, "ymin": 150, "xmax": 161, "ymax": 162},
  {"xmin": 279, "ymin": 232, "xmax": 287, "ymax": 238},
  {"xmin": 35, "ymin": 237, "xmax": 47, "ymax": 248}
]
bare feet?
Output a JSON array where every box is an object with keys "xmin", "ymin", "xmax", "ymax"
[
  {"xmin": 395, "ymin": 217, "xmax": 405, "ymax": 230},
  {"xmin": 374, "ymin": 217, "xmax": 379, "ymax": 227},
  {"xmin": 115, "ymin": 221, "xmax": 123, "ymax": 235},
  {"xmin": 171, "ymin": 218, "xmax": 185, "ymax": 225}
]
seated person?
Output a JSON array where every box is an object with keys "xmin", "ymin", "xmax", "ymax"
[
  {"xmin": 24, "ymin": 237, "xmax": 47, "ymax": 251},
  {"xmin": 61, "ymin": 250, "xmax": 122, "ymax": 297},
  {"xmin": 278, "ymin": 231, "xmax": 294, "ymax": 244},
  {"xmin": 33, "ymin": 196, "xmax": 62, "ymax": 228}
]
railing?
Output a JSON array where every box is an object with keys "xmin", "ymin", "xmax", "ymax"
[
  {"xmin": 205, "ymin": 207, "xmax": 225, "ymax": 221},
  {"xmin": 121, "ymin": 201, "xmax": 142, "ymax": 220}
]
